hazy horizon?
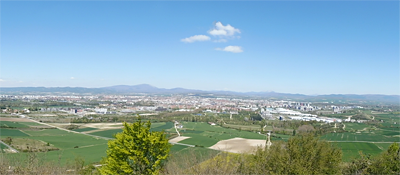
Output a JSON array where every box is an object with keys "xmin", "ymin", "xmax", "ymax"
[{"xmin": 1, "ymin": 84, "xmax": 400, "ymax": 96}]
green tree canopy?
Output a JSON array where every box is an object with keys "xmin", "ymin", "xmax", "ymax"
[
  {"xmin": 99, "ymin": 118, "xmax": 171, "ymax": 175},
  {"xmin": 243, "ymin": 133, "xmax": 342, "ymax": 174}
]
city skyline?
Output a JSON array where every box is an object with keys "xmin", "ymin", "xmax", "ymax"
[{"xmin": 1, "ymin": 1, "xmax": 399, "ymax": 95}]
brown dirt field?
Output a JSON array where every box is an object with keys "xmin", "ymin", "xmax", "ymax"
[
  {"xmin": 209, "ymin": 137, "xmax": 266, "ymax": 154},
  {"xmin": 0, "ymin": 117, "xmax": 32, "ymax": 122},
  {"xmin": 169, "ymin": 136, "xmax": 190, "ymax": 143}
]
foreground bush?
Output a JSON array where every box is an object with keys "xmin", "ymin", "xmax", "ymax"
[
  {"xmin": 169, "ymin": 133, "xmax": 342, "ymax": 174},
  {"xmin": 99, "ymin": 117, "xmax": 171, "ymax": 175}
]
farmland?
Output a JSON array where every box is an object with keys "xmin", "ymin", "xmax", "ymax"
[
  {"xmin": 177, "ymin": 122, "xmax": 268, "ymax": 147},
  {"xmin": 332, "ymin": 142, "xmax": 385, "ymax": 162},
  {"xmin": 319, "ymin": 113, "xmax": 400, "ymax": 161},
  {"xmin": 0, "ymin": 120, "xmax": 109, "ymax": 164},
  {"xmin": 0, "ymin": 108, "xmax": 399, "ymax": 166}
]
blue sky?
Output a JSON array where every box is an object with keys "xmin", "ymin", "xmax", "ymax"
[{"xmin": 1, "ymin": 1, "xmax": 399, "ymax": 95}]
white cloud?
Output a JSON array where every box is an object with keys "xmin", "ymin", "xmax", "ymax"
[
  {"xmin": 209, "ymin": 22, "xmax": 240, "ymax": 36},
  {"xmin": 215, "ymin": 46, "xmax": 243, "ymax": 53},
  {"xmin": 70, "ymin": 77, "xmax": 75, "ymax": 79},
  {"xmin": 181, "ymin": 35, "xmax": 211, "ymax": 43},
  {"xmin": 213, "ymin": 39, "xmax": 228, "ymax": 43},
  {"xmin": 0, "ymin": 79, "xmax": 4, "ymax": 82}
]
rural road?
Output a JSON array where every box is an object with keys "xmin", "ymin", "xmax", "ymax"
[
  {"xmin": 19, "ymin": 114, "xmax": 112, "ymax": 140},
  {"xmin": 0, "ymin": 140, "xmax": 19, "ymax": 153}
]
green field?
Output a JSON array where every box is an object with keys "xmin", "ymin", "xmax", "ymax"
[
  {"xmin": 0, "ymin": 142, "xmax": 8, "ymax": 153},
  {"xmin": 1, "ymin": 127, "xmax": 109, "ymax": 165},
  {"xmin": 224, "ymin": 123, "xmax": 269, "ymax": 131},
  {"xmin": 0, "ymin": 121, "xmax": 30, "ymax": 128},
  {"xmin": 2, "ymin": 118, "xmax": 397, "ymax": 166},
  {"xmin": 0, "ymin": 143, "xmax": 7, "ymax": 149},
  {"xmin": 0, "ymin": 128, "xmax": 30, "ymax": 137},
  {"xmin": 90, "ymin": 122, "xmax": 174, "ymax": 138},
  {"xmin": 19, "ymin": 122, "xmax": 48, "ymax": 126},
  {"xmin": 332, "ymin": 142, "xmax": 384, "ymax": 162},
  {"xmin": 321, "ymin": 132, "xmax": 400, "ymax": 142},
  {"xmin": 22, "ymin": 129, "xmax": 73, "ymax": 136},
  {"xmin": 73, "ymin": 127, "xmax": 98, "ymax": 132},
  {"xmin": 150, "ymin": 122, "xmax": 174, "ymax": 131},
  {"xmin": 90, "ymin": 129, "xmax": 122, "ymax": 138},
  {"xmin": 344, "ymin": 123, "xmax": 370, "ymax": 131},
  {"xmin": 3, "ymin": 143, "xmax": 108, "ymax": 165}
]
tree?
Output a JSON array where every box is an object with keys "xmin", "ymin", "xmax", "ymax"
[
  {"xmin": 241, "ymin": 133, "xmax": 342, "ymax": 174},
  {"xmin": 366, "ymin": 142, "xmax": 400, "ymax": 174},
  {"xmin": 99, "ymin": 117, "xmax": 171, "ymax": 175}
]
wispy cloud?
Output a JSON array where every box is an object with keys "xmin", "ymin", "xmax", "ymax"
[
  {"xmin": 0, "ymin": 79, "xmax": 4, "ymax": 82},
  {"xmin": 209, "ymin": 22, "xmax": 240, "ymax": 37},
  {"xmin": 213, "ymin": 39, "xmax": 228, "ymax": 43},
  {"xmin": 215, "ymin": 46, "xmax": 243, "ymax": 53},
  {"xmin": 70, "ymin": 77, "xmax": 75, "ymax": 79},
  {"xmin": 181, "ymin": 22, "xmax": 242, "ymax": 53},
  {"xmin": 181, "ymin": 35, "xmax": 210, "ymax": 43}
]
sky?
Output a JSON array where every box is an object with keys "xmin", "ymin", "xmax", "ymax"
[{"xmin": 1, "ymin": 1, "xmax": 399, "ymax": 95}]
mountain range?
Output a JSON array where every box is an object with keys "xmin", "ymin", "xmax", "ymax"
[{"xmin": 0, "ymin": 84, "xmax": 399, "ymax": 104}]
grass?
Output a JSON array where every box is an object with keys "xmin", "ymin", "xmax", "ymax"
[
  {"xmin": 321, "ymin": 132, "xmax": 400, "ymax": 142},
  {"xmin": 22, "ymin": 129, "xmax": 73, "ymax": 136},
  {"xmin": 0, "ymin": 121, "xmax": 30, "ymax": 128},
  {"xmin": 170, "ymin": 144, "xmax": 190, "ymax": 152},
  {"xmin": 0, "ymin": 142, "xmax": 8, "ymax": 149},
  {"xmin": 224, "ymin": 123, "xmax": 267, "ymax": 131},
  {"xmin": 1, "ymin": 127, "xmax": 109, "ymax": 165},
  {"xmin": 72, "ymin": 127, "xmax": 98, "ymax": 132},
  {"xmin": 167, "ymin": 146, "xmax": 220, "ymax": 171},
  {"xmin": 3, "ymin": 143, "xmax": 108, "ymax": 165},
  {"xmin": 344, "ymin": 123, "xmax": 370, "ymax": 131},
  {"xmin": 90, "ymin": 129, "xmax": 122, "ymax": 138},
  {"xmin": 332, "ymin": 142, "xmax": 383, "ymax": 162},
  {"xmin": 90, "ymin": 122, "xmax": 175, "ymax": 138},
  {"xmin": 150, "ymin": 122, "xmax": 174, "ymax": 131},
  {"xmin": 0, "ymin": 128, "xmax": 30, "ymax": 137},
  {"xmin": 19, "ymin": 122, "xmax": 48, "ymax": 126},
  {"xmin": 41, "ymin": 143, "xmax": 108, "ymax": 164},
  {"xmin": 33, "ymin": 134, "xmax": 107, "ymax": 150}
]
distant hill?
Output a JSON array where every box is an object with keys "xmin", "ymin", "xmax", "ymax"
[{"xmin": 0, "ymin": 84, "xmax": 398, "ymax": 104}]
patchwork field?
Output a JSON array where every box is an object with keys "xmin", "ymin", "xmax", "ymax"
[
  {"xmin": 1, "ymin": 114, "xmax": 399, "ymax": 166},
  {"xmin": 0, "ymin": 119, "xmax": 109, "ymax": 165},
  {"xmin": 319, "ymin": 113, "xmax": 400, "ymax": 161},
  {"xmin": 176, "ymin": 122, "xmax": 269, "ymax": 148}
]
